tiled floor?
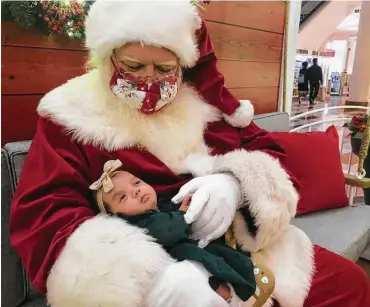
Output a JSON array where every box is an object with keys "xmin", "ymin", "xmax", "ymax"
[
  {"xmin": 290, "ymin": 95, "xmax": 369, "ymax": 198},
  {"xmin": 290, "ymin": 96, "xmax": 367, "ymax": 132}
]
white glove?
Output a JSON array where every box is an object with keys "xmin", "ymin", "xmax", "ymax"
[
  {"xmin": 145, "ymin": 261, "xmax": 229, "ymax": 307},
  {"xmin": 172, "ymin": 174, "xmax": 241, "ymax": 248}
]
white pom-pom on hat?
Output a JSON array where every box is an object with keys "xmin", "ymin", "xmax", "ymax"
[{"xmin": 223, "ymin": 100, "xmax": 254, "ymax": 128}]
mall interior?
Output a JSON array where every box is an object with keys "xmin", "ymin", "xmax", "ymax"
[{"xmin": 290, "ymin": 0, "xmax": 369, "ymax": 123}]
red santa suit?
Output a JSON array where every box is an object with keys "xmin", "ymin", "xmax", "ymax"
[{"xmin": 10, "ymin": 1, "xmax": 370, "ymax": 307}]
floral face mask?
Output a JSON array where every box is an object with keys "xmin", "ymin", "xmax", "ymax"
[{"xmin": 109, "ymin": 58, "xmax": 179, "ymax": 115}]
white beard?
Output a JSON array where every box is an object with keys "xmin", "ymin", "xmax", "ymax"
[{"xmin": 37, "ymin": 69, "xmax": 221, "ymax": 173}]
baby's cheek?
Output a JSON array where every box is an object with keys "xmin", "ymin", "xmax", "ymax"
[{"xmin": 108, "ymin": 203, "xmax": 120, "ymax": 214}]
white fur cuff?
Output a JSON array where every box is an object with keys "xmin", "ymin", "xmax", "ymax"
[
  {"xmin": 46, "ymin": 215, "xmax": 173, "ymax": 307},
  {"xmin": 223, "ymin": 100, "xmax": 254, "ymax": 128},
  {"xmin": 250, "ymin": 225, "xmax": 314, "ymax": 307},
  {"xmin": 213, "ymin": 149, "xmax": 298, "ymax": 251}
]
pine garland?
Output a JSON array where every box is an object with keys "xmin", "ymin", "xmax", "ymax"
[
  {"xmin": 2, "ymin": 0, "xmax": 93, "ymax": 39},
  {"xmin": 2, "ymin": 0, "xmax": 208, "ymax": 40}
]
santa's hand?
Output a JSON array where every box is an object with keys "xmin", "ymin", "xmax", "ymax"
[
  {"xmin": 172, "ymin": 174, "xmax": 241, "ymax": 247},
  {"xmin": 145, "ymin": 261, "xmax": 229, "ymax": 307}
]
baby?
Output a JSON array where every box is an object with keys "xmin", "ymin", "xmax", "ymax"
[{"xmin": 90, "ymin": 159, "xmax": 257, "ymax": 303}]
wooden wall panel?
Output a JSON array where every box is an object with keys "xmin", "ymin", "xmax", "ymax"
[
  {"xmin": 202, "ymin": 1, "xmax": 286, "ymax": 34},
  {"xmin": 1, "ymin": 21, "xmax": 85, "ymax": 50},
  {"xmin": 202, "ymin": 1, "xmax": 286, "ymax": 114},
  {"xmin": 2, "ymin": 46, "xmax": 87, "ymax": 95},
  {"xmin": 1, "ymin": 21, "xmax": 87, "ymax": 146},
  {"xmin": 218, "ymin": 61, "xmax": 281, "ymax": 88},
  {"xmin": 228, "ymin": 87, "xmax": 279, "ymax": 115},
  {"xmin": 207, "ymin": 22, "xmax": 283, "ymax": 62}
]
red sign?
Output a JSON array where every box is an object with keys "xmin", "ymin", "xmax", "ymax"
[{"xmin": 319, "ymin": 50, "xmax": 335, "ymax": 57}]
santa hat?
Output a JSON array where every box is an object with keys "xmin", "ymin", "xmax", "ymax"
[
  {"xmin": 85, "ymin": 0, "xmax": 202, "ymax": 68},
  {"xmin": 85, "ymin": 0, "xmax": 254, "ymax": 127}
]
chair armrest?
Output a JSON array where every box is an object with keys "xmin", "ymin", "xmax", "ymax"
[{"xmin": 344, "ymin": 174, "xmax": 370, "ymax": 189}]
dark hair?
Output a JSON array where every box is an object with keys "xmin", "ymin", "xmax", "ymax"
[
  {"xmin": 208, "ymin": 276, "xmax": 229, "ymax": 291},
  {"xmin": 313, "ymin": 58, "xmax": 318, "ymax": 64},
  {"xmin": 302, "ymin": 61, "xmax": 308, "ymax": 68}
]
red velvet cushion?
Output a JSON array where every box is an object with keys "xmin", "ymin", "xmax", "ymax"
[{"xmin": 270, "ymin": 126, "xmax": 348, "ymax": 215}]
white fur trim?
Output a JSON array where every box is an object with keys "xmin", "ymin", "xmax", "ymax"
[
  {"xmin": 37, "ymin": 70, "xmax": 221, "ymax": 172},
  {"xmin": 214, "ymin": 149, "xmax": 298, "ymax": 251},
  {"xmin": 223, "ymin": 100, "xmax": 254, "ymax": 128},
  {"xmin": 46, "ymin": 215, "xmax": 174, "ymax": 307},
  {"xmin": 248, "ymin": 225, "xmax": 315, "ymax": 307},
  {"xmin": 176, "ymin": 152, "xmax": 216, "ymax": 177},
  {"xmin": 85, "ymin": 0, "xmax": 201, "ymax": 67}
]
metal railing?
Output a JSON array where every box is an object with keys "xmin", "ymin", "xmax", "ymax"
[{"xmin": 290, "ymin": 106, "xmax": 370, "ymax": 205}]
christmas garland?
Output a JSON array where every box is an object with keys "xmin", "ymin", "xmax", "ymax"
[
  {"xmin": 1, "ymin": 0, "xmax": 94, "ymax": 39},
  {"xmin": 1, "ymin": 0, "xmax": 208, "ymax": 40}
]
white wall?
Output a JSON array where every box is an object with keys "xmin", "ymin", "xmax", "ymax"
[
  {"xmin": 279, "ymin": 0, "xmax": 302, "ymax": 113},
  {"xmin": 347, "ymin": 37, "xmax": 357, "ymax": 74},
  {"xmin": 325, "ymin": 40, "xmax": 348, "ymax": 74},
  {"xmin": 298, "ymin": 1, "xmax": 352, "ymax": 50}
]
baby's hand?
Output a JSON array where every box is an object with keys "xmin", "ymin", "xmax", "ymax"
[{"xmin": 179, "ymin": 194, "xmax": 192, "ymax": 212}]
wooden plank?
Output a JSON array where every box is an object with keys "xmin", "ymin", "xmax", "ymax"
[
  {"xmin": 207, "ymin": 21, "xmax": 283, "ymax": 62},
  {"xmin": 1, "ymin": 21, "xmax": 85, "ymax": 50},
  {"xmin": 1, "ymin": 95, "xmax": 42, "ymax": 146},
  {"xmin": 202, "ymin": 1, "xmax": 286, "ymax": 34},
  {"xmin": 2, "ymin": 46, "xmax": 87, "ymax": 95},
  {"xmin": 228, "ymin": 87, "xmax": 279, "ymax": 114},
  {"xmin": 217, "ymin": 60, "xmax": 281, "ymax": 88}
]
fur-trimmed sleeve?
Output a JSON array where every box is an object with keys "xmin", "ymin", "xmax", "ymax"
[
  {"xmin": 10, "ymin": 117, "xmax": 172, "ymax": 306},
  {"xmin": 212, "ymin": 122, "xmax": 299, "ymax": 252}
]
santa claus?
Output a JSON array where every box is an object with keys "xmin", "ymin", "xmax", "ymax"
[{"xmin": 10, "ymin": 1, "xmax": 370, "ymax": 307}]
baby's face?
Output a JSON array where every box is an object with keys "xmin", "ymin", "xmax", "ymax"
[{"xmin": 102, "ymin": 171, "xmax": 157, "ymax": 215}]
